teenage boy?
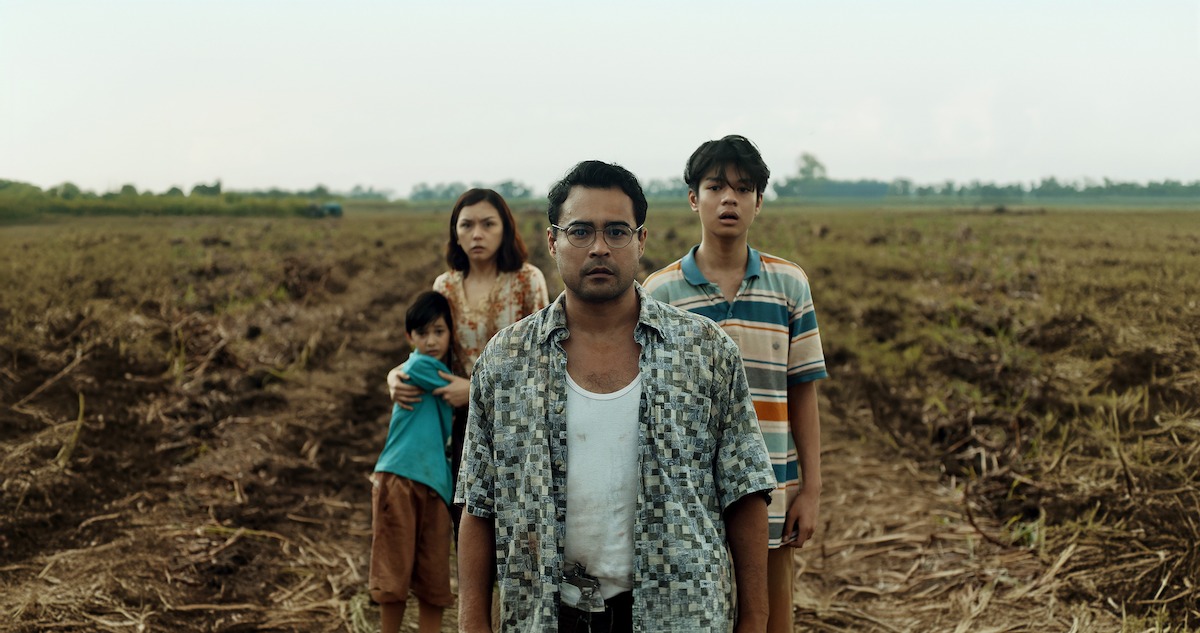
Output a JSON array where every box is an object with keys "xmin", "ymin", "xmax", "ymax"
[
  {"xmin": 643, "ymin": 134, "xmax": 828, "ymax": 633},
  {"xmin": 370, "ymin": 291, "xmax": 457, "ymax": 633}
]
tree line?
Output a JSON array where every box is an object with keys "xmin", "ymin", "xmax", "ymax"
[
  {"xmin": 408, "ymin": 154, "xmax": 1198, "ymax": 203},
  {"xmin": 5, "ymin": 152, "xmax": 1196, "ymax": 222},
  {"xmin": 0, "ymin": 179, "xmax": 395, "ymax": 221},
  {"xmin": 770, "ymin": 154, "xmax": 1200, "ymax": 202}
]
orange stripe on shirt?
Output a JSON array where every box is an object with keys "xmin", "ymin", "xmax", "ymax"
[{"xmin": 753, "ymin": 400, "xmax": 789, "ymax": 422}]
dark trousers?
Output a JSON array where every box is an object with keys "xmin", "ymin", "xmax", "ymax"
[{"xmin": 558, "ymin": 592, "xmax": 633, "ymax": 633}]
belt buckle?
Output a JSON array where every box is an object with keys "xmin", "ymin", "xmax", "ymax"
[{"xmin": 562, "ymin": 562, "xmax": 605, "ymax": 612}]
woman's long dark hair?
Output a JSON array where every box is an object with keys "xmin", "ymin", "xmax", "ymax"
[{"xmin": 446, "ymin": 188, "xmax": 528, "ymax": 274}]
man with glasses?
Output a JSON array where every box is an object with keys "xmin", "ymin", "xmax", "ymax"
[{"xmin": 455, "ymin": 160, "xmax": 775, "ymax": 632}]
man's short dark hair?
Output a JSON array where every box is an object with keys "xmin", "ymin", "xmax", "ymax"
[
  {"xmin": 547, "ymin": 160, "xmax": 648, "ymax": 227},
  {"xmin": 405, "ymin": 290, "xmax": 453, "ymax": 336},
  {"xmin": 683, "ymin": 135, "xmax": 771, "ymax": 197}
]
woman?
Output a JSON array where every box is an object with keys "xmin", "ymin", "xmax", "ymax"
[{"xmin": 388, "ymin": 188, "xmax": 548, "ymax": 502}]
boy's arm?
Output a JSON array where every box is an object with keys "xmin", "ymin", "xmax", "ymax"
[
  {"xmin": 785, "ymin": 380, "xmax": 822, "ymax": 547},
  {"xmin": 457, "ymin": 512, "xmax": 496, "ymax": 633}
]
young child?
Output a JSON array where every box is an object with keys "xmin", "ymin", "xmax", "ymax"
[
  {"xmin": 642, "ymin": 134, "xmax": 828, "ymax": 633},
  {"xmin": 370, "ymin": 290, "xmax": 456, "ymax": 633}
]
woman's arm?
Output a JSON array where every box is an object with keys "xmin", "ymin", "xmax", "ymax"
[
  {"xmin": 432, "ymin": 371, "xmax": 470, "ymax": 408},
  {"xmin": 386, "ymin": 365, "xmax": 422, "ymax": 409}
]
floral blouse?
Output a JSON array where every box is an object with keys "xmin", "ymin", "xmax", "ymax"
[{"xmin": 433, "ymin": 262, "xmax": 549, "ymax": 375}]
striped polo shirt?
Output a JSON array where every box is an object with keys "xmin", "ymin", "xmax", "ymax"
[{"xmin": 643, "ymin": 245, "xmax": 828, "ymax": 547}]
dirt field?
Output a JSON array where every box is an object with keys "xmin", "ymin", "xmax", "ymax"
[{"xmin": 2, "ymin": 209, "xmax": 1196, "ymax": 631}]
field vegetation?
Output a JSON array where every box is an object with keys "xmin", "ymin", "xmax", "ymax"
[
  {"xmin": 1, "ymin": 204, "xmax": 1197, "ymax": 631},
  {"xmin": 0, "ymin": 179, "xmax": 403, "ymax": 223}
]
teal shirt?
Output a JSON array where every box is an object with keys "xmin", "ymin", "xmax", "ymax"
[{"xmin": 374, "ymin": 351, "xmax": 454, "ymax": 505}]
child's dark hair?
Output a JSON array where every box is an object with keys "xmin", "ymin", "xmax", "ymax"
[
  {"xmin": 683, "ymin": 134, "xmax": 771, "ymax": 197},
  {"xmin": 405, "ymin": 290, "xmax": 453, "ymax": 336}
]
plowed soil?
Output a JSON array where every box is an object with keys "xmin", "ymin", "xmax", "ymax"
[{"xmin": 0, "ymin": 212, "xmax": 1180, "ymax": 631}]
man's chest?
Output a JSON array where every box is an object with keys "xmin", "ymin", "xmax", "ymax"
[{"xmin": 563, "ymin": 340, "xmax": 641, "ymax": 394}]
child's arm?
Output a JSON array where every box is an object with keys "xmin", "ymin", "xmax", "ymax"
[
  {"xmin": 785, "ymin": 380, "xmax": 822, "ymax": 548},
  {"xmin": 403, "ymin": 355, "xmax": 452, "ymax": 392}
]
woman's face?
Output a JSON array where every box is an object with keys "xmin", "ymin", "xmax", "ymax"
[{"xmin": 456, "ymin": 201, "xmax": 505, "ymax": 268}]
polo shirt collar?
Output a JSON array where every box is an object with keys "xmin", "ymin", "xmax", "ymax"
[{"xmin": 681, "ymin": 245, "xmax": 762, "ymax": 286}]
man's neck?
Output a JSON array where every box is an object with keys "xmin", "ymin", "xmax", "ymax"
[
  {"xmin": 562, "ymin": 288, "xmax": 640, "ymax": 338},
  {"xmin": 695, "ymin": 234, "xmax": 750, "ymax": 278}
]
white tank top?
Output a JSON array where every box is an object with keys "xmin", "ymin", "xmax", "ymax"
[{"xmin": 561, "ymin": 371, "xmax": 641, "ymax": 606}]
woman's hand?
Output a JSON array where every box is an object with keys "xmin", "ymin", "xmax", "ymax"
[
  {"xmin": 387, "ymin": 365, "xmax": 423, "ymax": 410},
  {"xmin": 433, "ymin": 371, "xmax": 470, "ymax": 408}
]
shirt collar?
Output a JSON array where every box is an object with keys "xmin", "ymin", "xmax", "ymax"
[
  {"xmin": 680, "ymin": 244, "xmax": 762, "ymax": 286},
  {"xmin": 538, "ymin": 283, "xmax": 665, "ymax": 344}
]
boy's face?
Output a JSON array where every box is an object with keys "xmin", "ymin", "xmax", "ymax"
[
  {"xmin": 690, "ymin": 164, "xmax": 762, "ymax": 241},
  {"xmin": 406, "ymin": 316, "xmax": 451, "ymax": 361}
]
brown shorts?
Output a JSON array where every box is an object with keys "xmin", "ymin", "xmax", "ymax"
[{"xmin": 369, "ymin": 473, "xmax": 453, "ymax": 607}]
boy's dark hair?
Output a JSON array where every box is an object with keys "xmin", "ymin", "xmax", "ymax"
[
  {"xmin": 446, "ymin": 188, "xmax": 529, "ymax": 274},
  {"xmin": 547, "ymin": 160, "xmax": 648, "ymax": 227},
  {"xmin": 405, "ymin": 290, "xmax": 453, "ymax": 336},
  {"xmin": 683, "ymin": 134, "xmax": 771, "ymax": 198}
]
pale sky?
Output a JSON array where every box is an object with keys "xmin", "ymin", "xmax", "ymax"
[{"xmin": 2, "ymin": 0, "xmax": 1198, "ymax": 198}]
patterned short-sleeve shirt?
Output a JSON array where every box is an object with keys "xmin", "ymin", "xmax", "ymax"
[{"xmin": 455, "ymin": 284, "xmax": 775, "ymax": 632}]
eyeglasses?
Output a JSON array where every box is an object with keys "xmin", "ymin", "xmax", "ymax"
[{"xmin": 551, "ymin": 223, "xmax": 644, "ymax": 249}]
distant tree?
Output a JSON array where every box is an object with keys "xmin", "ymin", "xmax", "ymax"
[
  {"xmin": 772, "ymin": 179, "xmax": 802, "ymax": 198},
  {"xmin": 797, "ymin": 153, "xmax": 827, "ymax": 181},
  {"xmin": 493, "ymin": 180, "xmax": 534, "ymax": 200},
  {"xmin": 347, "ymin": 184, "xmax": 390, "ymax": 200},
  {"xmin": 888, "ymin": 178, "xmax": 913, "ymax": 197},
  {"xmin": 190, "ymin": 180, "xmax": 222, "ymax": 196},
  {"xmin": 55, "ymin": 182, "xmax": 83, "ymax": 200},
  {"xmin": 409, "ymin": 181, "xmax": 468, "ymax": 201},
  {"xmin": 0, "ymin": 180, "xmax": 45, "ymax": 198},
  {"xmin": 119, "ymin": 184, "xmax": 138, "ymax": 197},
  {"xmin": 1031, "ymin": 176, "xmax": 1075, "ymax": 198},
  {"xmin": 643, "ymin": 178, "xmax": 690, "ymax": 199},
  {"xmin": 305, "ymin": 184, "xmax": 331, "ymax": 199},
  {"xmin": 773, "ymin": 152, "xmax": 835, "ymax": 198},
  {"xmin": 164, "ymin": 186, "xmax": 185, "ymax": 197}
]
